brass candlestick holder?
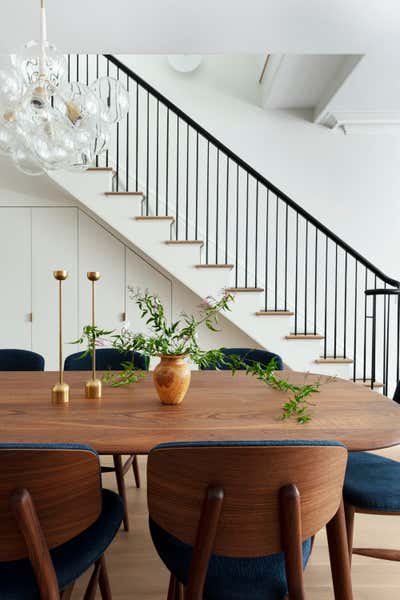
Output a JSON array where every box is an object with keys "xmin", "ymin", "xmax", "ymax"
[
  {"xmin": 85, "ymin": 271, "xmax": 102, "ymax": 399},
  {"xmin": 52, "ymin": 270, "xmax": 69, "ymax": 404}
]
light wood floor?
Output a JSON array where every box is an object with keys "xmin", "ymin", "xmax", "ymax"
[{"xmin": 73, "ymin": 447, "xmax": 400, "ymax": 599}]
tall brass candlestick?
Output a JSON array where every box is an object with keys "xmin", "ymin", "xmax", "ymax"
[
  {"xmin": 85, "ymin": 271, "xmax": 102, "ymax": 399},
  {"xmin": 52, "ymin": 270, "xmax": 69, "ymax": 404}
]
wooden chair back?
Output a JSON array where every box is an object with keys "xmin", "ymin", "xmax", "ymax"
[
  {"xmin": 147, "ymin": 440, "xmax": 347, "ymax": 557},
  {"xmin": 0, "ymin": 444, "xmax": 102, "ymax": 561}
]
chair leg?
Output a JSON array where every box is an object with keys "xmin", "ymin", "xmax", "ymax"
[
  {"xmin": 60, "ymin": 583, "xmax": 75, "ymax": 600},
  {"xmin": 326, "ymin": 501, "xmax": 353, "ymax": 600},
  {"xmin": 279, "ymin": 484, "xmax": 306, "ymax": 600},
  {"xmin": 84, "ymin": 560, "xmax": 101, "ymax": 600},
  {"xmin": 175, "ymin": 581, "xmax": 184, "ymax": 600},
  {"xmin": 132, "ymin": 454, "xmax": 141, "ymax": 488},
  {"xmin": 344, "ymin": 503, "xmax": 355, "ymax": 562},
  {"xmin": 167, "ymin": 573, "xmax": 177, "ymax": 600},
  {"xmin": 113, "ymin": 454, "xmax": 130, "ymax": 532},
  {"xmin": 99, "ymin": 555, "xmax": 112, "ymax": 600}
]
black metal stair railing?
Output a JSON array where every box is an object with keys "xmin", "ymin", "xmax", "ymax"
[{"xmin": 67, "ymin": 54, "xmax": 400, "ymax": 395}]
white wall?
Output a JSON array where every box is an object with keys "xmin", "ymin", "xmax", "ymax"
[
  {"xmin": 0, "ymin": 157, "xmax": 255, "ymax": 370},
  {"xmin": 119, "ymin": 55, "xmax": 400, "ymax": 280}
]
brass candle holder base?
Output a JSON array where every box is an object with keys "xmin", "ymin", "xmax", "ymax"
[
  {"xmin": 85, "ymin": 378, "xmax": 102, "ymax": 399},
  {"xmin": 52, "ymin": 382, "xmax": 70, "ymax": 404}
]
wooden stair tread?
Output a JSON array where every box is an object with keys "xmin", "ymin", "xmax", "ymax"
[
  {"xmin": 135, "ymin": 216, "xmax": 174, "ymax": 221},
  {"xmin": 195, "ymin": 264, "xmax": 234, "ymax": 269},
  {"xmin": 226, "ymin": 287, "xmax": 264, "ymax": 293},
  {"xmin": 87, "ymin": 167, "xmax": 116, "ymax": 175},
  {"xmin": 104, "ymin": 191, "xmax": 144, "ymax": 196},
  {"xmin": 354, "ymin": 379, "xmax": 384, "ymax": 389},
  {"xmin": 315, "ymin": 357, "xmax": 353, "ymax": 364},
  {"xmin": 256, "ymin": 311, "xmax": 294, "ymax": 316},
  {"xmin": 285, "ymin": 333, "xmax": 324, "ymax": 339},
  {"xmin": 165, "ymin": 240, "xmax": 204, "ymax": 246}
]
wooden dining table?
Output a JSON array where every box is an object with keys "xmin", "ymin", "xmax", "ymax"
[{"xmin": 0, "ymin": 370, "xmax": 399, "ymax": 454}]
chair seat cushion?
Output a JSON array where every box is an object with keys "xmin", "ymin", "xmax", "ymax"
[
  {"xmin": 0, "ymin": 489, "xmax": 123, "ymax": 599},
  {"xmin": 344, "ymin": 452, "xmax": 400, "ymax": 512},
  {"xmin": 150, "ymin": 518, "xmax": 312, "ymax": 600}
]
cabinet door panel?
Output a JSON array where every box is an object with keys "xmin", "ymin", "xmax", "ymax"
[
  {"xmin": 0, "ymin": 208, "xmax": 31, "ymax": 349},
  {"xmin": 79, "ymin": 213, "xmax": 125, "ymax": 334},
  {"xmin": 32, "ymin": 208, "xmax": 78, "ymax": 371}
]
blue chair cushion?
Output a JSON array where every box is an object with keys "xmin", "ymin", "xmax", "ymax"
[
  {"xmin": 201, "ymin": 348, "xmax": 283, "ymax": 371},
  {"xmin": 0, "ymin": 489, "xmax": 123, "ymax": 599},
  {"xmin": 0, "ymin": 349, "xmax": 44, "ymax": 371},
  {"xmin": 150, "ymin": 518, "xmax": 311, "ymax": 600},
  {"xmin": 344, "ymin": 452, "xmax": 400, "ymax": 512},
  {"xmin": 64, "ymin": 348, "xmax": 149, "ymax": 371}
]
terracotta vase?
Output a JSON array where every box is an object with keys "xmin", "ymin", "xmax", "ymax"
[{"xmin": 153, "ymin": 354, "xmax": 191, "ymax": 405}]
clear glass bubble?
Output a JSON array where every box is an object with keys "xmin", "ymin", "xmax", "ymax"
[
  {"xmin": 11, "ymin": 140, "xmax": 44, "ymax": 176},
  {"xmin": 54, "ymin": 82, "xmax": 101, "ymax": 130},
  {"xmin": 92, "ymin": 122, "xmax": 110, "ymax": 155},
  {"xmin": 91, "ymin": 77, "xmax": 129, "ymax": 124},
  {"xmin": 12, "ymin": 40, "xmax": 67, "ymax": 93},
  {"xmin": 29, "ymin": 110, "xmax": 77, "ymax": 170},
  {"xmin": 0, "ymin": 67, "xmax": 23, "ymax": 112}
]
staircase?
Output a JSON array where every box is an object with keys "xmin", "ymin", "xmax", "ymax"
[{"xmin": 50, "ymin": 54, "xmax": 400, "ymax": 394}]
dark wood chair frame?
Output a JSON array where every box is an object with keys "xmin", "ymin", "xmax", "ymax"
[
  {"xmin": 11, "ymin": 488, "xmax": 112, "ymax": 600},
  {"xmin": 0, "ymin": 447, "xmax": 116, "ymax": 600},
  {"xmin": 101, "ymin": 454, "xmax": 140, "ymax": 531},
  {"xmin": 345, "ymin": 502, "xmax": 400, "ymax": 563},
  {"xmin": 147, "ymin": 444, "xmax": 354, "ymax": 600}
]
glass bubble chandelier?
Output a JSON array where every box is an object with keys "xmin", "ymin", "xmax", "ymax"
[{"xmin": 0, "ymin": 0, "xmax": 129, "ymax": 176}]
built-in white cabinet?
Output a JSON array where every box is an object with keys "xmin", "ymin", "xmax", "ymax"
[
  {"xmin": 78, "ymin": 212, "xmax": 125, "ymax": 335},
  {"xmin": 0, "ymin": 208, "xmax": 32, "ymax": 349},
  {"xmin": 31, "ymin": 207, "xmax": 79, "ymax": 370}
]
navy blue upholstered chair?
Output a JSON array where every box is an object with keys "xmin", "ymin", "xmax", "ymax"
[
  {"xmin": 0, "ymin": 349, "xmax": 44, "ymax": 371},
  {"xmin": 200, "ymin": 347, "xmax": 283, "ymax": 371},
  {"xmin": 344, "ymin": 381, "xmax": 400, "ymax": 563},
  {"xmin": 147, "ymin": 440, "xmax": 350, "ymax": 600},
  {"xmin": 0, "ymin": 443, "xmax": 123, "ymax": 599},
  {"xmin": 64, "ymin": 348, "xmax": 149, "ymax": 532},
  {"xmin": 64, "ymin": 348, "xmax": 148, "ymax": 371}
]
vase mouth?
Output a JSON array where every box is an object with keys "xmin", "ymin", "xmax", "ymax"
[{"xmin": 158, "ymin": 353, "xmax": 188, "ymax": 360}]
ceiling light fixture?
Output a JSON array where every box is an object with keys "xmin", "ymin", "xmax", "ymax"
[{"xmin": 0, "ymin": 0, "xmax": 129, "ymax": 176}]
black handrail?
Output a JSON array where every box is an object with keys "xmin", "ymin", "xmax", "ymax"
[{"xmin": 105, "ymin": 53, "xmax": 400, "ymax": 288}]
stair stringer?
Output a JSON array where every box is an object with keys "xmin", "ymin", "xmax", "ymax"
[{"xmin": 48, "ymin": 169, "xmax": 352, "ymax": 378}]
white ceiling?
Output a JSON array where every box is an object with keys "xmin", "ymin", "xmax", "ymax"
[{"xmin": 2, "ymin": 0, "xmax": 400, "ymax": 54}]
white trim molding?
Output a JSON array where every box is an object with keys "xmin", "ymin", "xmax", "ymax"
[{"xmin": 320, "ymin": 111, "xmax": 400, "ymax": 135}]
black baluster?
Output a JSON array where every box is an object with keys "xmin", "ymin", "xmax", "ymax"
[
  {"xmin": 146, "ymin": 91, "xmax": 149, "ymax": 214},
  {"xmin": 176, "ymin": 116, "xmax": 180, "ymax": 239},
  {"xmin": 156, "ymin": 99, "xmax": 159, "ymax": 214},
  {"xmin": 323, "ymin": 237, "xmax": 328, "ymax": 358},
  {"xmin": 185, "ymin": 124, "xmax": 189, "ymax": 240},
  {"xmin": 294, "ymin": 213, "xmax": 299, "ymax": 334},
  {"xmin": 254, "ymin": 180, "xmax": 259, "ymax": 287},
  {"xmin": 275, "ymin": 195, "xmax": 279, "ymax": 310},
  {"xmin": 235, "ymin": 164, "xmax": 239, "ymax": 287},
  {"xmin": 343, "ymin": 252, "xmax": 348, "ymax": 358},
  {"xmin": 353, "ymin": 261, "xmax": 358, "ymax": 381},
  {"xmin": 304, "ymin": 221, "xmax": 309, "ymax": 333},
  {"xmin": 284, "ymin": 203, "xmax": 288, "ymax": 311},
  {"xmin": 363, "ymin": 268, "xmax": 368, "ymax": 382},
  {"xmin": 165, "ymin": 108, "xmax": 169, "ymax": 215},
  {"xmin": 245, "ymin": 173, "xmax": 249, "ymax": 286},
  {"xmin": 195, "ymin": 133, "xmax": 199, "ymax": 240},
  {"xmin": 135, "ymin": 83, "xmax": 139, "ymax": 192},
  {"xmin": 333, "ymin": 244, "xmax": 338, "ymax": 358},
  {"xmin": 215, "ymin": 150, "xmax": 220, "ymax": 263},
  {"xmin": 314, "ymin": 229, "xmax": 318, "ymax": 335},
  {"xmin": 125, "ymin": 75, "xmax": 129, "ymax": 191},
  {"xmin": 206, "ymin": 141, "xmax": 210, "ymax": 262},
  {"xmin": 116, "ymin": 67, "xmax": 120, "ymax": 191}
]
